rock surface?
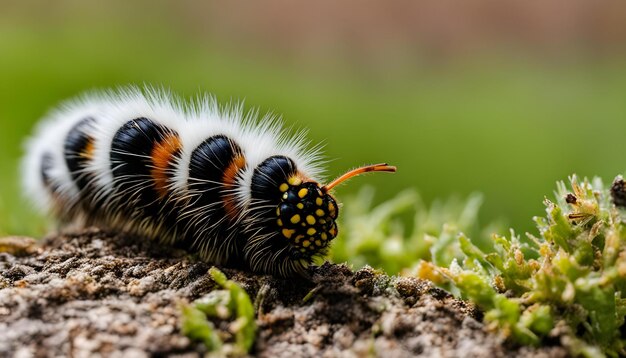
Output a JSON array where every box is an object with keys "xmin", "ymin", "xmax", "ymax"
[{"xmin": 0, "ymin": 230, "xmax": 567, "ymax": 357}]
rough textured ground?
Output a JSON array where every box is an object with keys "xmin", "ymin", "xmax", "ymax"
[{"xmin": 0, "ymin": 230, "xmax": 567, "ymax": 357}]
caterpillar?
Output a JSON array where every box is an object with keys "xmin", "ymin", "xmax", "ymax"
[{"xmin": 22, "ymin": 87, "xmax": 396, "ymax": 277}]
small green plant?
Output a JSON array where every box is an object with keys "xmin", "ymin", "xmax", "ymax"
[
  {"xmin": 180, "ymin": 267, "xmax": 256, "ymax": 356},
  {"xmin": 336, "ymin": 177, "xmax": 626, "ymax": 357},
  {"xmin": 331, "ymin": 186, "xmax": 501, "ymax": 274},
  {"xmin": 419, "ymin": 176, "xmax": 626, "ymax": 356}
]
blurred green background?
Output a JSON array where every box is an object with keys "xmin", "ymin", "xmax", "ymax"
[{"xmin": 1, "ymin": 1, "xmax": 626, "ymax": 237}]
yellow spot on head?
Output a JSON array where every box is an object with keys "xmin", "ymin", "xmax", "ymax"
[
  {"xmin": 297, "ymin": 203, "xmax": 304, "ymax": 209},
  {"xmin": 328, "ymin": 202, "xmax": 336, "ymax": 213},
  {"xmin": 282, "ymin": 228, "xmax": 295, "ymax": 239},
  {"xmin": 277, "ymin": 219, "xmax": 283, "ymax": 226},
  {"xmin": 315, "ymin": 209, "xmax": 325, "ymax": 217},
  {"xmin": 298, "ymin": 188, "xmax": 308, "ymax": 198},
  {"xmin": 276, "ymin": 207, "xmax": 281, "ymax": 216},
  {"xmin": 290, "ymin": 214, "xmax": 301, "ymax": 224},
  {"xmin": 302, "ymin": 240, "xmax": 311, "ymax": 247},
  {"xmin": 288, "ymin": 177, "xmax": 302, "ymax": 186},
  {"xmin": 316, "ymin": 197, "xmax": 323, "ymax": 206},
  {"xmin": 279, "ymin": 183, "xmax": 289, "ymax": 192},
  {"xmin": 282, "ymin": 192, "xmax": 288, "ymax": 200},
  {"xmin": 307, "ymin": 228, "xmax": 316, "ymax": 235},
  {"xmin": 306, "ymin": 215, "xmax": 315, "ymax": 225}
]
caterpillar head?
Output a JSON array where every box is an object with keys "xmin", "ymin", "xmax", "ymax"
[
  {"xmin": 247, "ymin": 157, "xmax": 395, "ymax": 276},
  {"xmin": 276, "ymin": 179, "xmax": 339, "ymax": 257},
  {"xmin": 275, "ymin": 163, "xmax": 396, "ymax": 259}
]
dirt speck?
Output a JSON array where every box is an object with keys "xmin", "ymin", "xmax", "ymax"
[{"xmin": 0, "ymin": 229, "xmax": 566, "ymax": 357}]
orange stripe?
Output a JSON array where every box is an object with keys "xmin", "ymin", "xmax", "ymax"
[
  {"xmin": 151, "ymin": 134, "xmax": 181, "ymax": 199},
  {"xmin": 222, "ymin": 154, "xmax": 246, "ymax": 219},
  {"xmin": 80, "ymin": 139, "xmax": 95, "ymax": 160}
]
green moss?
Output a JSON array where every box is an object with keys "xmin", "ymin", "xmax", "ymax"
[
  {"xmin": 337, "ymin": 176, "xmax": 626, "ymax": 356},
  {"xmin": 331, "ymin": 186, "xmax": 500, "ymax": 275}
]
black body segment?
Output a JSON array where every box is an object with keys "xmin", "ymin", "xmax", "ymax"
[
  {"xmin": 39, "ymin": 152, "xmax": 54, "ymax": 187},
  {"xmin": 110, "ymin": 117, "xmax": 175, "ymax": 216},
  {"xmin": 243, "ymin": 155, "xmax": 308, "ymax": 275},
  {"xmin": 40, "ymin": 152, "xmax": 55, "ymax": 189},
  {"xmin": 185, "ymin": 135, "xmax": 246, "ymax": 264},
  {"xmin": 250, "ymin": 155, "xmax": 297, "ymax": 202},
  {"xmin": 188, "ymin": 135, "xmax": 243, "ymax": 214},
  {"xmin": 64, "ymin": 117, "xmax": 96, "ymax": 192}
]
